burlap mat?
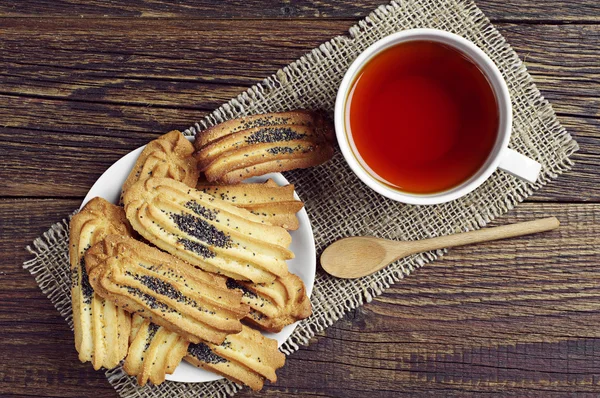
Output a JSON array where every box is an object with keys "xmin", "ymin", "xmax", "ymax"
[{"xmin": 23, "ymin": 0, "xmax": 578, "ymax": 396}]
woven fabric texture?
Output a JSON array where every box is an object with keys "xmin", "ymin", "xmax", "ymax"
[{"xmin": 24, "ymin": 0, "xmax": 578, "ymax": 396}]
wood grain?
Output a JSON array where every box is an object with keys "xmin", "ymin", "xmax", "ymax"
[
  {"xmin": 0, "ymin": 20, "xmax": 598, "ymax": 200},
  {"xmin": 1, "ymin": 116, "xmax": 594, "ymax": 200},
  {"xmin": 1, "ymin": 1, "xmax": 599, "ymax": 397},
  {"xmin": 3, "ymin": 200, "xmax": 600, "ymax": 397},
  {"xmin": 1, "ymin": 0, "xmax": 599, "ymax": 22},
  {"xmin": 0, "ymin": 20, "xmax": 598, "ymax": 117}
]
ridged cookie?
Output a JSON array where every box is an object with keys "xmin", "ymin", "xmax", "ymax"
[
  {"xmin": 194, "ymin": 110, "xmax": 334, "ymax": 150},
  {"xmin": 202, "ymin": 138, "xmax": 317, "ymax": 181},
  {"xmin": 85, "ymin": 234, "xmax": 249, "ymax": 344},
  {"xmin": 196, "ymin": 179, "xmax": 296, "ymax": 204},
  {"xmin": 196, "ymin": 124, "xmax": 329, "ymax": 170},
  {"xmin": 196, "ymin": 179, "xmax": 303, "ymax": 230},
  {"xmin": 123, "ymin": 314, "xmax": 189, "ymax": 386},
  {"xmin": 226, "ymin": 272, "xmax": 312, "ymax": 332},
  {"xmin": 69, "ymin": 197, "xmax": 133, "ymax": 370},
  {"xmin": 123, "ymin": 177, "xmax": 293, "ymax": 283},
  {"xmin": 121, "ymin": 130, "xmax": 198, "ymax": 202},
  {"xmin": 217, "ymin": 144, "xmax": 334, "ymax": 184},
  {"xmin": 185, "ymin": 325, "xmax": 285, "ymax": 391},
  {"xmin": 194, "ymin": 110, "xmax": 334, "ymax": 184}
]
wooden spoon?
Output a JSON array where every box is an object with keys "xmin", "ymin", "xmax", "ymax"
[{"xmin": 321, "ymin": 217, "xmax": 560, "ymax": 279}]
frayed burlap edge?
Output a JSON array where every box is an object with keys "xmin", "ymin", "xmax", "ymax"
[{"xmin": 23, "ymin": 0, "xmax": 578, "ymax": 397}]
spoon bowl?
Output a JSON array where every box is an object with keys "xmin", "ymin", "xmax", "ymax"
[{"xmin": 320, "ymin": 237, "xmax": 391, "ymax": 278}]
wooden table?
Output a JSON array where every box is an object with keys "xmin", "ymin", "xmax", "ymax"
[{"xmin": 2, "ymin": 1, "xmax": 599, "ymax": 397}]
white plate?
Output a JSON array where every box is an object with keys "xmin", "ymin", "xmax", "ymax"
[{"xmin": 81, "ymin": 138, "xmax": 316, "ymax": 383}]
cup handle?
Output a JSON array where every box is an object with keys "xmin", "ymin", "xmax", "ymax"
[{"xmin": 498, "ymin": 148, "xmax": 541, "ymax": 184}]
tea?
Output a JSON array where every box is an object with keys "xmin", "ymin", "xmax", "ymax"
[{"xmin": 346, "ymin": 40, "xmax": 499, "ymax": 194}]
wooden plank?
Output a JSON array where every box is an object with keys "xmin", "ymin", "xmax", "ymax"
[
  {"xmin": 0, "ymin": 127, "xmax": 162, "ymax": 197},
  {"xmin": 0, "ymin": 21, "xmax": 597, "ymax": 124},
  {"xmin": 498, "ymin": 24, "xmax": 600, "ymax": 121},
  {"xmin": 0, "ymin": 198, "xmax": 114, "ymax": 397},
  {"xmin": 3, "ymin": 200, "xmax": 600, "ymax": 396},
  {"xmin": 0, "ymin": 19, "xmax": 346, "ymax": 91},
  {"xmin": 0, "ymin": 0, "xmax": 599, "ymax": 22},
  {"xmin": 0, "ymin": 115, "xmax": 596, "ymax": 200},
  {"xmin": 0, "ymin": 20, "xmax": 598, "ymax": 120},
  {"xmin": 529, "ymin": 115, "xmax": 599, "ymax": 202},
  {"xmin": 0, "ymin": 20, "xmax": 597, "ymax": 200}
]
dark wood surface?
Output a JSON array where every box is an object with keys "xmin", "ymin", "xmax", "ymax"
[{"xmin": 1, "ymin": 1, "xmax": 599, "ymax": 397}]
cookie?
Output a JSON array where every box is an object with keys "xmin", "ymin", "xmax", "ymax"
[
  {"xmin": 123, "ymin": 314, "xmax": 189, "ymax": 386},
  {"xmin": 196, "ymin": 180, "xmax": 303, "ymax": 230},
  {"xmin": 202, "ymin": 138, "xmax": 324, "ymax": 181},
  {"xmin": 122, "ymin": 177, "xmax": 293, "ymax": 283},
  {"xmin": 196, "ymin": 124, "xmax": 328, "ymax": 170},
  {"xmin": 217, "ymin": 144, "xmax": 334, "ymax": 184},
  {"xmin": 185, "ymin": 325, "xmax": 285, "ymax": 391},
  {"xmin": 227, "ymin": 272, "xmax": 312, "ymax": 333},
  {"xmin": 194, "ymin": 110, "xmax": 333, "ymax": 150},
  {"xmin": 194, "ymin": 110, "xmax": 334, "ymax": 184},
  {"xmin": 121, "ymin": 130, "xmax": 198, "ymax": 202},
  {"xmin": 85, "ymin": 234, "xmax": 249, "ymax": 344},
  {"xmin": 69, "ymin": 197, "xmax": 133, "ymax": 370}
]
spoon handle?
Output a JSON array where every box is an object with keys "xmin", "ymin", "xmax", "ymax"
[{"xmin": 400, "ymin": 217, "xmax": 560, "ymax": 257}]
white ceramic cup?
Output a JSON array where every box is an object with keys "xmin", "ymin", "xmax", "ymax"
[{"xmin": 334, "ymin": 28, "xmax": 541, "ymax": 205}]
